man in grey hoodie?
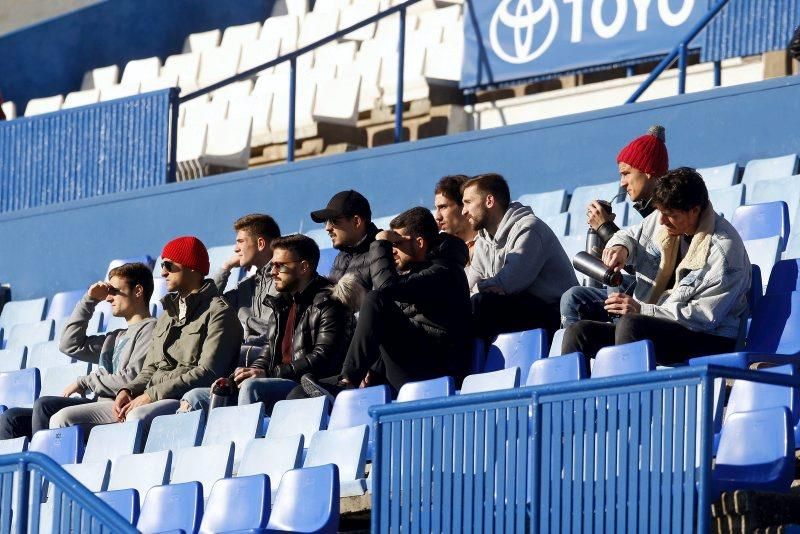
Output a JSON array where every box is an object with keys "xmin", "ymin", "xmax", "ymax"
[
  {"xmin": 463, "ymin": 173, "xmax": 578, "ymax": 339},
  {"xmin": 0, "ymin": 263, "xmax": 157, "ymax": 438}
]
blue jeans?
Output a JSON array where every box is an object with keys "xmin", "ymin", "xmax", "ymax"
[
  {"xmin": 560, "ymin": 286, "xmax": 609, "ymax": 327},
  {"xmin": 181, "ymin": 379, "xmax": 298, "ymax": 416}
]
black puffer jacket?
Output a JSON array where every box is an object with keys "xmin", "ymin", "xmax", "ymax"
[
  {"xmin": 790, "ymin": 25, "xmax": 800, "ymax": 61},
  {"xmin": 596, "ymin": 199, "xmax": 656, "ymax": 244},
  {"xmin": 329, "ymin": 222, "xmax": 380, "ymax": 288},
  {"xmin": 250, "ymin": 275, "xmax": 355, "ymax": 380}
]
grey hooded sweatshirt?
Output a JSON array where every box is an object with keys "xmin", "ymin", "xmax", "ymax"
[{"xmin": 467, "ymin": 202, "xmax": 578, "ymax": 305}]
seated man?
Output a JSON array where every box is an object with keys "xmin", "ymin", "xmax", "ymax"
[
  {"xmin": 298, "ymin": 207, "xmax": 472, "ymax": 398},
  {"xmin": 51, "ymin": 236, "xmax": 242, "ymax": 431},
  {"xmin": 561, "ymin": 126, "xmax": 667, "ymax": 327},
  {"xmin": 213, "ymin": 213, "xmax": 281, "ymax": 363},
  {"xmin": 0, "ymin": 263, "xmax": 157, "ymax": 438},
  {"xmin": 562, "ymin": 168, "xmax": 751, "ymax": 364},
  {"xmin": 180, "ymin": 234, "xmax": 355, "ymax": 413},
  {"xmin": 463, "ymin": 173, "xmax": 577, "ymax": 338},
  {"xmin": 433, "ymin": 175, "xmax": 478, "ymax": 263}
]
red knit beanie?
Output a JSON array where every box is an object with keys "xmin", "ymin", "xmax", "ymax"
[
  {"xmin": 161, "ymin": 236, "xmax": 210, "ymax": 276},
  {"xmin": 617, "ymin": 125, "xmax": 669, "ymax": 178}
]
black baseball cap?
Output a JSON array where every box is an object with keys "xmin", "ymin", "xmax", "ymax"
[{"xmin": 310, "ymin": 190, "xmax": 372, "ymax": 223}]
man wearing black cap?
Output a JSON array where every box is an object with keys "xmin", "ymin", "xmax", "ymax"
[{"xmin": 311, "ymin": 190, "xmax": 380, "ymax": 292}]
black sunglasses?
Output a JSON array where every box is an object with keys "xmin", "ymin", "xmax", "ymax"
[{"xmin": 160, "ymin": 260, "xmax": 180, "ymax": 273}]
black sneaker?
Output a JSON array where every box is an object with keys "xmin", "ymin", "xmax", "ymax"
[{"xmin": 300, "ymin": 374, "xmax": 336, "ymax": 406}]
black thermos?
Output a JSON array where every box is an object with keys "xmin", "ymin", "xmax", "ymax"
[
  {"xmin": 209, "ymin": 377, "xmax": 236, "ymax": 410},
  {"xmin": 585, "ymin": 200, "xmax": 613, "ymax": 287},
  {"xmin": 572, "ymin": 251, "xmax": 623, "ymax": 287}
]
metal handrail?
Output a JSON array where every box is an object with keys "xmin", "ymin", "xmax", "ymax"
[
  {"xmin": 0, "ymin": 451, "xmax": 137, "ymax": 533},
  {"xmin": 178, "ymin": 0, "xmax": 424, "ymax": 163},
  {"xmin": 627, "ymin": 0, "xmax": 731, "ymax": 103}
]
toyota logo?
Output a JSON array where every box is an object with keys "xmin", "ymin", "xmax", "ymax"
[{"xmin": 489, "ymin": 0, "xmax": 559, "ymax": 64}]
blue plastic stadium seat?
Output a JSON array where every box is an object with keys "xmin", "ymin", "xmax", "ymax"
[
  {"xmin": 549, "ymin": 328, "xmax": 565, "ymax": 356},
  {"xmin": 708, "ymin": 184, "xmax": 744, "ymax": 220},
  {"xmin": 785, "ymin": 234, "xmax": 800, "ymax": 261},
  {"xmin": 25, "ymin": 340, "xmax": 70, "ymax": 370},
  {"xmin": 318, "ymin": 247, "xmax": 338, "ymax": 278},
  {"xmin": 731, "ymin": 202, "xmax": 791, "ymax": 251},
  {"xmin": 540, "ymin": 212, "xmax": 569, "ymax": 237},
  {"xmin": 238, "ymin": 435, "xmax": 304, "ymax": 499},
  {"xmin": 46, "ymin": 290, "xmax": 85, "ymax": 321},
  {"xmin": 741, "ymin": 154, "xmax": 799, "ymax": 189},
  {"xmin": 305, "ymin": 228, "xmax": 331, "ymax": 249},
  {"xmin": 767, "ymin": 259, "xmax": 800, "ymax": 295},
  {"xmin": 592, "ymin": 340, "xmax": 655, "ymax": 378},
  {"xmin": 372, "ymin": 214, "xmax": 398, "ymax": 230},
  {"xmin": 460, "ymin": 367, "xmax": 521, "ymax": 394},
  {"xmin": 39, "ymin": 362, "xmax": 92, "ymax": 397},
  {"xmin": 328, "ymin": 385, "xmax": 388, "ymax": 461},
  {"xmin": 30, "ymin": 426, "xmax": 83, "ymax": 465},
  {"xmin": 200, "ymin": 474, "xmax": 270, "ymax": 534},
  {"xmin": 105, "ymin": 256, "xmax": 155, "ymax": 277},
  {"xmin": 206, "ymin": 246, "xmax": 242, "ymax": 293},
  {"xmin": 712, "ymin": 406, "xmax": 794, "ymax": 498},
  {"xmin": 0, "ymin": 347, "xmax": 26, "ymax": 372},
  {"xmin": 470, "ymin": 338, "xmax": 487, "ymax": 375},
  {"xmin": 484, "ymin": 328, "xmax": 547, "ymax": 377},
  {"xmin": 747, "ymin": 174, "xmax": 800, "ymax": 225},
  {"xmin": 0, "ymin": 368, "xmax": 40, "ymax": 409},
  {"xmin": 5, "ymin": 321, "xmax": 55, "ymax": 351},
  {"xmin": 744, "ymin": 236, "xmax": 782, "ymax": 289},
  {"xmin": 96, "ymin": 488, "xmax": 140, "ymax": 524},
  {"xmin": 107, "ymin": 450, "xmax": 172, "ymax": 506},
  {"xmin": 171, "ymin": 442, "xmax": 234, "ymax": 498},
  {"xmin": 697, "ymin": 162, "xmax": 739, "ymax": 190},
  {"xmin": 0, "ymin": 297, "xmax": 47, "ymax": 334},
  {"xmin": 396, "ymin": 376, "xmax": 455, "ymax": 402},
  {"xmin": 202, "ymin": 402, "xmax": 264, "ymax": 467},
  {"xmin": 567, "ymin": 181, "xmax": 621, "ymax": 235},
  {"xmin": 526, "ymin": 352, "xmax": 588, "ymax": 386},
  {"xmin": 304, "ymin": 425, "xmax": 369, "ymax": 497},
  {"xmin": 267, "ymin": 396, "xmax": 329, "ymax": 444},
  {"xmin": 144, "ymin": 410, "xmax": 205, "ymax": 453},
  {"xmin": 137, "ymin": 482, "xmax": 203, "ymax": 534},
  {"xmin": 559, "ymin": 235, "xmax": 588, "ymax": 284},
  {"xmin": 518, "ymin": 189, "xmax": 568, "ymax": 218},
  {"xmin": 83, "ymin": 421, "xmax": 143, "ymax": 464},
  {"xmin": 105, "ymin": 314, "xmax": 128, "ymax": 333},
  {"xmin": 0, "ymin": 436, "xmax": 28, "ymax": 454},
  {"xmin": 265, "ymin": 465, "xmax": 339, "ymax": 534},
  {"xmin": 63, "ymin": 461, "xmax": 111, "ymax": 492}
]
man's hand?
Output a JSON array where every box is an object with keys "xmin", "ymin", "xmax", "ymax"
[
  {"xmin": 232, "ymin": 367, "xmax": 266, "ymax": 384},
  {"xmin": 602, "ymin": 245, "xmax": 629, "ymax": 272},
  {"xmin": 375, "ymin": 230, "xmax": 411, "ymax": 244},
  {"xmin": 222, "ymin": 252, "xmax": 241, "ymax": 271},
  {"xmin": 62, "ymin": 382, "xmax": 85, "ymax": 398},
  {"xmin": 481, "ymin": 285, "xmax": 505, "ymax": 295},
  {"xmin": 87, "ymin": 281, "xmax": 112, "ymax": 301},
  {"xmin": 359, "ymin": 369, "xmax": 377, "ymax": 388},
  {"xmin": 587, "ymin": 201, "xmax": 616, "ymax": 231},
  {"xmin": 604, "ymin": 293, "xmax": 641, "ymax": 316},
  {"xmin": 119, "ymin": 392, "xmax": 152, "ymax": 421},
  {"xmin": 113, "ymin": 390, "xmax": 133, "ymax": 421}
]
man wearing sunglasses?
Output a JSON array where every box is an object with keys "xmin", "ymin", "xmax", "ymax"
[{"xmin": 0, "ymin": 263, "xmax": 157, "ymax": 438}]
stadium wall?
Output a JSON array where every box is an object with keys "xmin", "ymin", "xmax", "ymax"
[
  {"xmin": 2, "ymin": 76, "xmax": 800, "ymax": 299},
  {"xmin": 0, "ymin": 0, "xmax": 275, "ymax": 109}
]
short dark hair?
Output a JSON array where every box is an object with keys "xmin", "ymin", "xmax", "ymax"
[
  {"xmin": 462, "ymin": 173, "xmax": 511, "ymax": 211},
  {"xmin": 651, "ymin": 167, "xmax": 709, "ymax": 212},
  {"xmin": 108, "ymin": 262, "xmax": 154, "ymax": 302},
  {"xmin": 234, "ymin": 214, "xmax": 281, "ymax": 240},
  {"xmin": 390, "ymin": 207, "xmax": 439, "ymax": 243},
  {"xmin": 271, "ymin": 234, "xmax": 321, "ymax": 271},
  {"xmin": 435, "ymin": 175, "xmax": 469, "ymax": 206}
]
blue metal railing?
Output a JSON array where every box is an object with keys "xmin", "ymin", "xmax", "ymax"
[
  {"xmin": 370, "ymin": 365, "xmax": 800, "ymax": 533},
  {"xmin": 627, "ymin": 0, "xmax": 732, "ymax": 103},
  {"xmin": 0, "ymin": 451, "xmax": 136, "ymax": 533},
  {"xmin": 178, "ymin": 0, "xmax": 425, "ymax": 163}
]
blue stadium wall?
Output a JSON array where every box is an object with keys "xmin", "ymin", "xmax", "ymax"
[
  {"xmin": 0, "ymin": 0, "xmax": 275, "ymax": 109},
  {"xmin": 2, "ymin": 75, "xmax": 800, "ymax": 299}
]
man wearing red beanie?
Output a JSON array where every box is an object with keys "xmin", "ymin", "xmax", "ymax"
[{"xmin": 561, "ymin": 125, "xmax": 669, "ymax": 327}]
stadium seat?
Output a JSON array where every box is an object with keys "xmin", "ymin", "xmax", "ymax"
[
  {"xmin": 200, "ymin": 474, "xmax": 270, "ymax": 533},
  {"xmin": 328, "ymin": 385, "xmax": 388, "ymax": 460},
  {"xmin": 461, "ymin": 367, "xmax": 521, "ymax": 394},
  {"xmin": 517, "ymin": 189, "xmax": 568, "ymax": 218},
  {"xmin": 261, "ymin": 14, "xmax": 300, "ymax": 52},
  {"xmin": 0, "ymin": 437, "xmax": 27, "ymax": 454},
  {"xmin": 206, "ymin": 246, "xmax": 241, "ymax": 293},
  {"xmin": 221, "ymin": 22, "xmax": 262, "ymax": 48},
  {"xmin": 712, "ymin": 406, "xmax": 794, "ymax": 497},
  {"xmin": 266, "ymin": 464, "xmax": 339, "ymax": 533},
  {"xmin": 269, "ymin": 80, "xmax": 317, "ymax": 142},
  {"xmin": 0, "ymin": 368, "xmax": 40, "ymax": 409},
  {"xmin": 5, "ymin": 321, "xmax": 54, "ymax": 351},
  {"xmin": 96, "ymin": 488, "xmax": 139, "ymax": 524},
  {"xmin": 184, "ymin": 29, "xmax": 221, "ymax": 54},
  {"xmin": 240, "ymin": 34, "xmax": 281, "ymax": 75},
  {"xmin": 39, "ymin": 363, "xmax": 92, "ymax": 397},
  {"xmin": 198, "ymin": 45, "xmax": 242, "ymax": 88},
  {"xmin": 396, "ymin": 376, "xmax": 455, "ymax": 402},
  {"xmin": 182, "ymin": 99, "xmax": 228, "ymax": 128},
  {"xmin": 526, "ymin": 352, "xmax": 588, "ymax": 386},
  {"xmin": 229, "ymin": 92, "xmax": 273, "ymax": 147},
  {"xmin": 313, "ymin": 75, "xmax": 361, "ymax": 125},
  {"xmin": 121, "ymin": 57, "xmax": 162, "ymax": 88},
  {"xmin": 24, "ymin": 95, "xmax": 64, "ymax": 117},
  {"xmin": 341, "ymin": 50, "xmax": 382, "ymax": 113},
  {"xmin": 201, "ymin": 116, "xmax": 253, "ymax": 171},
  {"xmin": 144, "ymin": 410, "xmax": 205, "ymax": 453},
  {"xmin": 62, "ymin": 89, "xmax": 100, "ymax": 110},
  {"xmin": 137, "ymin": 481, "xmax": 203, "ymax": 534},
  {"xmin": 592, "ymin": 340, "xmax": 655, "ymax": 378},
  {"xmin": 81, "ymin": 65, "xmax": 119, "ymax": 91},
  {"xmin": 748, "ymin": 174, "xmax": 800, "ymax": 229},
  {"xmin": 30, "ymin": 426, "xmax": 83, "ymax": 465},
  {"xmin": 567, "ymin": 181, "xmax": 621, "ymax": 235},
  {"xmin": 171, "ymin": 442, "xmax": 235, "ymax": 498},
  {"xmin": 267, "ymin": 396, "xmax": 329, "ymax": 444},
  {"xmin": 202, "ymin": 403, "xmax": 264, "ymax": 468},
  {"xmin": 1, "ymin": 101, "xmax": 16, "ymax": 120},
  {"xmin": 162, "ymin": 52, "xmax": 202, "ymax": 85},
  {"xmin": 744, "ymin": 236, "xmax": 782, "ymax": 289},
  {"xmin": 470, "ymin": 338, "xmax": 487, "ymax": 375},
  {"xmin": 424, "ymin": 41, "xmax": 464, "ymax": 83},
  {"xmin": 559, "ymin": 234, "xmax": 588, "ymax": 284},
  {"xmin": 549, "ymin": 328, "xmax": 566, "ymax": 356},
  {"xmin": 741, "ymin": 154, "xmax": 799, "ymax": 189},
  {"xmin": 0, "ymin": 347, "xmax": 26, "ymax": 372},
  {"xmin": 766, "ymin": 259, "xmax": 800, "ymax": 295},
  {"xmin": 317, "ymin": 247, "xmax": 338, "ymax": 277},
  {"xmin": 380, "ymin": 46, "xmax": 429, "ymax": 106},
  {"xmin": 697, "ymin": 162, "xmax": 739, "ymax": 190},
  {"xmin": 46, "ymin": 290, "xmax": 84, "ymax": 321},
  {"xmin": 212, "ymin": 79, "xmax": 254, "ymax": 102},
  {"xmin": 304, "ymin": 425, "xmax": 369, "ymax": 497},
  {"xmin": 238, "ymin": 435, "xmax": 304, "ymax": 496},
  {"xmin": 299, "ymin": 9, "xmax": 341, "ymax": 48},
  {"xmin": 106, "ymin": 256, "xmax": 155, "ymax": 276},
  {"xmin": 24, "ymin": 340, "xmax": 69, "ymax": 369},
  {"xmin": 339, "ymin": 2, "xmax": 379, "ymax": 40},
  {"xmin": 484, "ymin": 328, "xmax": 548, "ymax": 376},
  {"xmin": 540, "ymin": 212, "xmax": 569, "ymax": 237},
  {"xmin": 708, "ymin": 184, "xmax": 744, "ymax": 219},
  {"xmin": 99, "ymin": 83, "xmax": 140, "ymax": 102},
  {"xmin": 0, "ymin": 297, "xmax": 47, "ymax": 334},
  {"xmin": 64, "ymin": 460, "xmax": 110, "ymax": 492},
  {"xmin": 107, "ymin": 451, "xmax": 172, "ymax": 504},
  {"xmin": 732, "ymin": 201, "xmax": 791, "ymax": 251},
  {"xmin": 83, "ymin": 421, "xmax": 143, "ymax": 464}
]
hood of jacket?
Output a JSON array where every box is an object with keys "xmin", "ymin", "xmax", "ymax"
[{"xmin": 479, "ymin": 202, "xmax": 534, "ymax": 249}]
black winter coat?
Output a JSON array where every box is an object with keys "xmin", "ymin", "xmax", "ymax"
[
  {"xmin": 596, "ymin": 199, "xmax": 656, "ymax": 244},
  {"xmin": 790, "ymin": 25, "xmax": 800, "ymax": 61},
  {"xmin": 329, "ymin": 223, "xmax": 380, "ymax": 289},
  {"xmin": 250, "ymin": 275, "xmax": 355, "ymax": 380}
]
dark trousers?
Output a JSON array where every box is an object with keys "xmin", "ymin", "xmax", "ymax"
[
  {"xmin": 0, "ymin": 396, "xmax": 94, "ymax": 439},
  {"xmin": 561, "ymin": 314, "xmax": 737, "ymax": 365},
  {"xmin": 471, "ymin": 291, "xmax": 561, "ymax": 339}
]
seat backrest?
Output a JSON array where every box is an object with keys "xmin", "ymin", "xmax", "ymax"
[
  {"xmin": 697, "ymin": 162, "xmax": 739, "ymax": 190},
  {"xmin": 303, "ymin": 425, "xmax": 369, "ymax": 482},
  {"xmin": 396, "ymin": 376, "xmax": 455, "ymax": 402},
  {"xmin": 0, "ymin": 436, "xmax": 28, "ymax": 455},
  {"xmin": 708, "ymin": 184, "xmax": 744, "ymax": 220},
  {"xmin": 592, "ymin": 340, "xmax": 655, "ymax": 378},
  {"xmin": 46, "ymin": 290, "xmax": 85, "ymax": 321},
  {"xmin": 105, "ymin": 256, "xmax": 154, "ymax": 279},
  {"xmin": 183, "ymin": 30, "xmax": 220, "ymax": 54},
  {"xmin": 30, "ymin": 426, "xmax": 83, "ymax": 465},
  {"xmin": 63, "ymin": 461, "xmax": 110, "ymax": 492},
  {"xmin": 460, "ymin": 367, "xmax": 520, "ymax": 394},
  {"xmin": 238, "ymin": 435, "xmax": 304, "ymax": 484},
  {"xmin": 559, "ymin": 235, "xmax": 588, "ymax": 284},
  {"xmin": 83, "ymin": 421, "xmax": 143, "ymax": 464},
  {"xmin": 726, "ymin": 364, "xmax": 799, "ymax": 426},
  {"xmin": 121, "ymin": 57, "xmax": 161, "ymax": 87},
  {"xmin": 171, "ymin": 442, "xmax": 234, "ymax": 497},
  {"xmin": 526, "ymin": 352, "xmax": 588, "ymax": 386},
  {"xmin": 328, "ymin": 385, "xmax": 389, "ymax": 430},
  {"xmin": 266, "ymin": 465, "xmax": 339, "ymax": 533},
  {"xmin": 549, "ymin": 328, "xmax": 566, "ymax": 356},
  {"xmin": 107, "ymin": 450, "xmax": 172, "ymax": 500},
  {"xmin": 484, "ymin": 329, "xmax": 547, "ymax": 377},
  {"xmin": 96, "ymin": 488, "xmax": 140, "ymax": 523},
  {"xmin": 0, "ymin": 368, "xmax": 40, "ymax": 408},
  {"xmin": 26, "ymin": 341, "xmax": 71, "ymax": 370},
  {"xmin": 748, "ymin": 291, "xmax": 800, "ymax": 355},
  {"xmin": 200, "ymin": 474, "xmax": 270, "ymax": 534},
  {"xmin": 766, "ymin": 259, "xmax": 800, "ymax": 295},
  {"xmin": 741, "ymin": 154, "xmax": 799, "ymax": 189},
  {"xmin": 540, "ymin": 212, "xmax": 570, "ymax": 237},
  {"xmin": 743, "ymin": 236, "xmax": 782, "ymax": 288},
  {"xmin": 746, "ymin": 175, "xmax": 800, "ymax": 226},
  {"xmin": 567, "ymin": 181, "xmax": 621, "ymax": 235},
  {"xmin": 716, "ymin": 406, "xmax": 793, "ymax": 466},
  {"xmin": 0, "ymin": 347, "xmax": 26, "ymax": 372},
  {"xmin": 518, "ymin": 189, "xmax": 568, "ymax": 218},
  {"xmin": 317, "ymin": 247, "xmax": 338, "ymax": 278},
  {"xmin": 40, "ymin": 362, "xmax": 92, "ymax": 397},
  {"xmin": 144, "ymin": 410, "xmax": 205, "ymax": 453},
  {"xmin": 202, "ymin": 403, "xmax": 264, "ymax": 466},
  {"xmin": 267, "ymin": 396, "xmax": 329, "ymax": 443},
  {"xmin": 138, "ymin": 481, "xmax": 203, "ymax": 534},
  {"xmin": 731, "ymin": 201, "xmax": 790, "ymax": 251},
  {"xmin": 7, "ymin": 322, "xmax": 55, "ymax": 352}
]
